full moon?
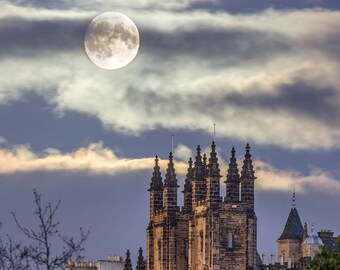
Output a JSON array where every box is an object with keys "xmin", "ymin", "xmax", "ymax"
[{"xmin": 84, "ymin": 12, "xmax": 140, "ymax": 70}]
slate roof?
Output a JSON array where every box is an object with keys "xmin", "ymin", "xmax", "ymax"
[{"xmin": 278, "ymin": 208, "xmax": 304, "ymax": 240}]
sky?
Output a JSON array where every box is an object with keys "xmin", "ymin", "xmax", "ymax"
[{"xmin": 0, "ymin": 0, "xmax": 340, "ymax": 266}]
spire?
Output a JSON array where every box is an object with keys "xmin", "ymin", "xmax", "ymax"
[
  {"xmin": 241, "ymin": 143, "xmax": 256, "ymax": 180},
  {"xmin": 182, "ymin": 157, "xmax": 193, "ymax": 213},
  {"xmin": 136, "ymin": 247, "xmax": 146, "ymax": 270},
  {"xmin": 163, "ymin": 152, "xmax": 179, "ymax": 214},
  {"xmin": 292, "ymin": 187, "xmax": 296, "ymax": 209},
  {"xmin": 203, "ymin": 153, "xmax": 208, "ymax": 177},
  {"xmin": 123, "ymin": 250, "xmax": 133, "ymax": 270},
  {"xmin": 240, "ymin": 143, "xmax": 256, "ymax": 207},
  {"xmin": 208, "ymin": 141, "xmax": 220, "ymax": 177},
  {"xmin": 192, "ymin": 145, "xmax": 206, "ymax": 203},
  {"xmin": 164, "ymin": 152, "xmax": 178, "ymax": 188},
  {"xmin": 148, "ymin": 156, "xmax": 163, "ymax": 218},
  {"xmin": 207, "ymin": 141, "xmax": 221, "ymax": 205},
  {"xmin": 225, "ymin": 147, "xmax": 240, "ymax": 183},
  {"xmin": 183, "ymin": 157, "xmax": 193, "ymax": 193},
  {"xmin": 148, "ymin": 156, "xmax": 163, "ymax": 191},
  {"xmin": 194, "ymin": 145, "xmax": 204, "ymax": 179},
  {"xmin": 225, "ymin": 147, "xmax": 240, "ymax": 202}
]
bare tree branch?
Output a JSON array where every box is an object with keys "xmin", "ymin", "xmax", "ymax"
[{"xmin": 1, "ymin": 189, "xmax": 89, "ymax": 270}]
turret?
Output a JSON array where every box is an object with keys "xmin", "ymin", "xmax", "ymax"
[
  {"xmin": 148, "ymin": 156, "xmax": 163, "ymax": 218},
  {"xmin": 192, "ymin": 145, "xmax": 206, "ymax": 204},
  {"xmin": 163, "ymin": 152, "xmax": 179, "ymax": 215},
  {"xmin": 240, "ymin": 143, "xmax": 256, "ymax": 208},
  {"xmin": 182, "ymin": 157, "xmax": 193, "ymax": 214},
  {"xmin": 225, "ymin": 147, "xmax": 240, "ymax": 202},
  {"xmin": 277, "ymin": 192, "xmax": 304, "ymax": 262},
  {"xmin": 206, "ymin": 141, "xmax": 221, "ymax": 206}
]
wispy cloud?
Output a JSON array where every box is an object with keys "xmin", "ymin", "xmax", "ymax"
[
  {"xmin": 255, "ymin": 161, "xmax": 340, "ymax": 195},
  {"xmin": 0, "ymin": 142, "xmax": 185, "ymax": 175},
  {"xmin": 0, "ymin": 142, "xmax": 339, "ymax": 195},
  {"xmin": 1, "ymin": 2, "xmax": 340, "ymax": 150}
]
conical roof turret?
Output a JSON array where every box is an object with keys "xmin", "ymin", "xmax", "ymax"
[
  {"xmin": 278, "ymin": 208, "xmax": 304, "ymax": 240},
  {"xmin": 278, "ymin": 192, "xmax": 304, "ymax": 241},
  {"xmin": 148, "ymin": 156, "xmax": 163, "ymax": 191}
]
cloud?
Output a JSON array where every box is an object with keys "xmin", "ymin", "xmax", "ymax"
[
  {"xmin": 1, "ymin": 3, "xmax": 340, "ymax": 150},
  {"xmin": 0, "ymin": 136, "xmax": 7, "ymax": 145},
  {"xmin": 0, "ymin": 142, "xmax": 339, "ymax": 196},
  {"xmin": 5, "ymin": 0, "xmax": 209, "ymax": 11},
  {"xmin": 0, "ymin": 142, "xmax": 187, "ymax": 176},
  {"xmin": 174, "ymin": 144, "xmax": 193, "ymax": 162},
  {"xmin": 255, "ymin": 161, "xmax": 340, "ymax": 196}
]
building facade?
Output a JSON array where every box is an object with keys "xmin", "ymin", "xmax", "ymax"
[
  {"xmin": 259, "ymin": 193, "xmax": 338, "ymax": 270},
  {"xmin": 147, "ymin": 142, "xmax": 257, "ymax": 270}
]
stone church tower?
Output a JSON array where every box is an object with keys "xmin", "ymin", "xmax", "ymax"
[{"xmin": 147, "ymin": 142, "xmax": 257, "ymax": 270}]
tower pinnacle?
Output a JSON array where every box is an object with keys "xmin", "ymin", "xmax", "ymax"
[
  {"xmin": 164, "ymin": 152, "xmax": 179, "ymax": 214},
  {"xmin": 148, "ymin": 156, "xmax": 163, "ymax": 191},
  {"xmin": 225, "ymin": 147, "xmax": 240, "ymax": 202}
]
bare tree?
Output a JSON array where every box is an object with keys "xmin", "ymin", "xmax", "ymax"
[
  {"xmin": 0, "ymin": 228, "xmax": 30, "ymax": 270},
  {"xmin": 4, "ymin": 189, "xmax": 89, "ymax": 270}
]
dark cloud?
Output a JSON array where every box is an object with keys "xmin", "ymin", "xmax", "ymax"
[
  {"xmin": 223, "ymin": 79, "xmax": 340, "ymax": 125},
  {"xmin": 9, "ymin": 0, "xmax": 340, "ymax": 13},
  {"xmin": 0, "ymin": 17, "xmax": 88, "ymax": 57},
  {"xmin": 141, "ymin": 27, "xmax": 292, "ymax": 67},
  {"xmin": 120, "ymin": 72, "xmax": 340, "ymax": 133},
  {"xmin": 0, "ymin": 14, "xmax": 291, "ymax": 65},
  {"xmin": 191, "ymin": 0, "xmax": 340, "ymax": 13},
  {"xmin": 6, "ymin": 0, "xmax": 74, "ymax": 10}
]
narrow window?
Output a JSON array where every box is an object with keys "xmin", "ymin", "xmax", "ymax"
[
  {"xmin": 185, "ymin": 240, "xmax": 189, "ymax": 258},
  {"xmin": 228, "ymin": 232, "xmax": 233, "ymax": 248},
  {"xmin": 158, "ymin": 239, "xmax": 161, "ymax": 262},
  {"xmin": 200, "ymin": 231, "xmax": 203, "ymax": 252},
  {"xmin": 239, "ymin": 182, "xmax": 242, "ymax": 201}
]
